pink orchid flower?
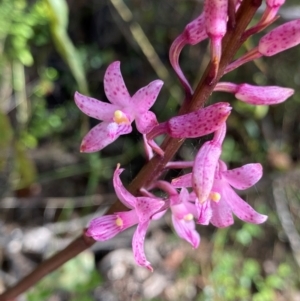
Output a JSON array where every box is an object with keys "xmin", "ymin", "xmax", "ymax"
[
  {"xmin": 86, "ymin": 165, "xmax": 165, "ymax": 271},
  {"xmin": 152, "ymin": 181, "xmax": 200, "ymax": 248},
  {"xmin": 172, "ymin": 161, "xmax": 267, "ymax": 227},
  {"xmin": 170, "ymin": 187, "xmax": 200, "ymax": 248},
  {"xmin": 75, "ymin": 61, "xmax": 163, "ymax": 152}
]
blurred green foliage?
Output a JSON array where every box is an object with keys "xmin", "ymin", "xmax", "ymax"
[{"xmin": 27, "ymin": 252, "xmax": 102, "ymax": 301}]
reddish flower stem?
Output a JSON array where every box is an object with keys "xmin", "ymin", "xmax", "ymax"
[{"xmin": 0, "ymin": 1, "xmax": 262, "ymax": 300}]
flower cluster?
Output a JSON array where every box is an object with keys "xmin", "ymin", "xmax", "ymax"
[{"xmin": 73, "ymin": 1, "xmax": 299, "ymax": 270}]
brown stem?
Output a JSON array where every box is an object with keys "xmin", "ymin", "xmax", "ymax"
[{"xmin": 0, "ymin": 1, "xmax": 262, "ymax": 300}]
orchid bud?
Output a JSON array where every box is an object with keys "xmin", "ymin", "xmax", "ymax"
[
  {"xmin": 259, "ymin": 19, "xmax": 300, "ymax": 56},
  {"xmin": 215, "ymin": 82, "xmax": 294, "ymax": 105},
  {"xmin": 204, "ymin": 0, "xmax": 228, "ymax": 78},
  {"xmin": 167, "ymin": 102, "xmax": 231, "ymax": 138},
  {"xmin": 226, "ymin": 19, "xmax": 300, "ymax": 74}
]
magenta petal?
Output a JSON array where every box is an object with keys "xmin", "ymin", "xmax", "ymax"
[
  {"xmin": 103, "ymin": 61, "xmax": 131, "ymax": 106},
  {"xmin": 171, "ymin": 173, "xmax": 192, "ymax": 188},
  {"xmin": 224, "ymin": 185, "xmax": 268, "ymax": 224},
  {"xmin": 113, "ymin": 166, "xmax": 136, "ymax": 209},
  {"xmin": 204, "ymin": 0, "xmax": 228, "ymax": 38},
  {"xmin": 267, "ymin": 0, "xmax": 285, "ymax": 7},
  {"xmin": 74, "ymin": 92, "xmax": 118, "ymax": 121},
  {"xmin": 184, "ymin": 13, "xmax": 207, "ymax": 45},
  {"xmin": 172, "ymin": 215, "xmax": 200, "ymax": 248},
  {"xmin": 222, "ymin": 163, "xmax": 263, "ymax": 190},
  {"xmin": 86, "ymin": 215, "xmax": 121, "ymax": 241},
  {"xmin": 135, "ymin": 197, "xmax": 165, "ymax": 223},
  {"xmin": 80, "ymin": 122, "xmax": 132, "ymax": 153},
  {"xmin": 131, "ymin": 80, "xmax": 163, "ymax": 114},
  {"xmin": 210, "ymin": 198, "xmax": 234, "ymax": 228},
  {"xmin": 142, "ymin": 134, "xmax": 154, "ymax": 160},
  {"xmin": 167, "ymin": 102, "xmax": 231, "ymax": 138},
  {"xmin": 235, "ymin": 84, "xmax": 294, "ymax": 105},
  {"xmin": 196, "ymin": 201, "xmax": 212, "ymax": 225},
  {"xmin": 135, "ymin": 111, "xmax": 158, "ymax": 134},
  {"xmin": 259, "ymin": 19, "xmax": 300, "ymax": 56},
  {"xmin": 192, "ymin": 141, "xmax": 222, "ymax": 203},
  {"xmin": 132, "ymin": 221, "xmax": 153, "ymax": 271},
  {"xmin": 152, "ymin": 209, "xmax": 167, "ymax": 220}
]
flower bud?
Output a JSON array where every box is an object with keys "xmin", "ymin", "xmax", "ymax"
[{"xmin": 259, "ymin": 19, "xmax": 300, "ymax": 56}]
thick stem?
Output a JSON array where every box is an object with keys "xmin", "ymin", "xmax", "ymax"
[{"xmin": 0, "ymin": 1, "xmax": 262, "ymax": 299}]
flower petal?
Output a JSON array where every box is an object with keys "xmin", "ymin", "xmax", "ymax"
[
  {"xmin": 184, "ymin": 13, "xmax": 207, "ymax": 45},
  {"xmin": 167, "ymin": 102, "xmax": 231, "ymax": 138},
  {"xmin": 192, "ymin": 141, "xmax": 222, "ymax": 203},
  {"xmin": 86, "ymin": 215, "xmax": 120, "ymax": 240},
  {"xmin": 104, "ymin": 61, "xmax": 131, "ymax": 106},
  {"xmin": 204, "ymin": 0, "xmax": 228, "ymax": 38},
  {"xmin": 130, "ymin": 80, "xmax": 163, "ymax": 114},
  {"xmin": 171, "ymin": 173, "xmax": 192, "ymax": 188},
  {"xmin": 135, "ymin": 111, "xmax": 158, "ymax": 134},
  {"xmin": 235, "ymin": 84, "xmax": 294, "ymax": 105},
  {"xmin": 222, "ymin": 163, "xmax": 263, "ymax": 190},
  {"xmin": 135, "ymin": 197, "xmax": 165, "ymax": 223},
  {"xmin": 152, "ymin": 209, "xmax": 167, "ymax": 220},
  {"xmin": 223, "ymin": 185, "xmax": 268, "ymax": 224},
  {"xmin": 172, "ymin": 215, "xmax": 200, "ymax": 248},
  {"xmin": 259, "ymin": 19, "xmax": 300, "ymax": 56},
  {"xmin": 74, "ymin": 92, "xmax": 118, "ymax": 121},
  {"xmin": 210, "ymin": 198, "xmax": 234, "ymax": 227},
  {"xmin": 113, "ymin": 166, "xmax": 136, "ymax": 209},
  {"xmin": 132, "ymin": 221, "xmax": 153, "ymax": 271},
  {"xmin": 196, "ymin": 201, "xmax": 212, "ymax": 225},
  {"xmin": 142, "ymin": 134, "xmax": 154, "ymax": 160},
  {"xmin": 80, "ymin": 122, "xmax": 132, "ymax": 153}
]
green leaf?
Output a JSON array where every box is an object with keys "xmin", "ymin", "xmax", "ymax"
[{"xmin": 45, "ymin": 0, "xmax": 89, "ymax": 95}]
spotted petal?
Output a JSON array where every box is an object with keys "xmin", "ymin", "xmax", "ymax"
[
  {"xmin": 167, "ymin": 102, "xmax": 231, "ymax": 138},
  {"xmin": 113, "ymin": 166, "xmax": 136, "ymax": 209},
  {"xmin": 259, "ymin": 19, "xmax": 300, "ymax": 56},
  {"xmin": 135, "ymin": 197, "xmax": 165, "ymax": 223},
  {"xmin": 130, "ymin": 80, "xmax": 163, "ymax": 114},
  {"xmin": 171, "ymin": 173, "xmax": 192, "ymax": 188},
  {"xmin": 210, "ymin": 197, "xmax": 234, "ymax": 228},
  {"xmin": 135, "ymin": 111, "xmax": 158, "ymax": 134},
  {"xmin": 184, "ymin": 13, "xmax": 207, "ymax": 45},
  {"xmin": 86, "ymin": 215, "xmax": 121, "ymax": 241},
  {"xmin": 222, "ymin": 163, "xmax": 263, "ymax": 190},
  {"xmin": 235, "ymin": 84, "xmax": 294, "ymax": 105},
  {"xmin": 192, "ymin": 141, "xmax": 222, "ymax": 203},
  {"xmin": 172, "ymin": 215, "xmax": 200, "ymax": 248},
  {"xmin": 104, "ymin": 61, "xmax": 131, "ymax": 106},
  {"xmin": 223, "ymin": 184, "xmax": 268, "ymax": 224},
  {"xmin": 80, "ymin": 122, "xmax": 132, "ymax": 153},
  {"xmin": 132, "ymin": 221, "xmax": 153, "ymax": 271},
  {"xmin": 74, "ymin": 92, "xmax": 118, "ymax": 121},
  {"xmin": 86, "ymin": 211, "xmax": 138, "ymax": 241},
  {"xmin": 196, "ymin": 201, "xmax": 213, "ymax": 225}
]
